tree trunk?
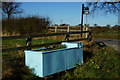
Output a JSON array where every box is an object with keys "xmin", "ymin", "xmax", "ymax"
[{"xmin": 7, "ymin": 14, "xmax": 10, "ymax": 20}]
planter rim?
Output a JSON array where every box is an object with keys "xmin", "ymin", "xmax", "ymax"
[{"xmin": 24, "ymin": 47, "xmax": 78, "ymax": 54}]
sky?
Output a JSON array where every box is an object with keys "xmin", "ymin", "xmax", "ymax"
[
  {"xmin": 2, "ymin": 0, "xmax": 120, "ymax": 2},
  {"xmin": 20, "ymin": 2, "xmax": 119, "ymax": 26}
]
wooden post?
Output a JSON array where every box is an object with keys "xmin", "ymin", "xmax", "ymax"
[
  {"xmin": 67, "ymin": 26, "xmax": 70, "ymax": 32},
  {"xmin": 26, "ymin": 37, "xmax": 32, "ymax": 50},
  {"xmin": 65, "ymin": 33, "xmax": 70, "ymax": 41},
  {"xmin": 86, "ymin": 27, "xmax": 88, "ymax": 38},
  {"xmin": 81, "ymin": 4, "xmax": 84, "ymax": 37},
  {"xmin": 55, "ymin": 26, "xmax": 57, "ymax": 33},
  {"xmin": 84, "ymin": 26, "xmax": 86, "ymax": 38}
]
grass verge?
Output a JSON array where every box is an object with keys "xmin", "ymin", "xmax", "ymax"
[
  {"xmin": 2, "ymin": 40, "xmax": 120, "ymax": 79},
  {"xmin": 59, "ymin": 42, "xmax": 120, "ymax": 79}
]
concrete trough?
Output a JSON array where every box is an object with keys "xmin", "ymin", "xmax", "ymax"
[{"xmin": 24, "ymin": 42, "xmax": 83, "ymax": 77}]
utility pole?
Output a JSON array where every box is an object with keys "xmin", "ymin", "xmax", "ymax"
[{"xmin": 60, "ymin": 20, "xmax": 63, "ymax": 25}]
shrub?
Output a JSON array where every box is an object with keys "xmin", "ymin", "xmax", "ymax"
[{"xmin": 2, "ymin": 16, "xmax": 51, "ymax": 36}]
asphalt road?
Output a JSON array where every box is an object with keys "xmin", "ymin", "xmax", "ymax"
[{"xmin": 94, "ymin": 38, "xmax": 120, "ymax": 52}]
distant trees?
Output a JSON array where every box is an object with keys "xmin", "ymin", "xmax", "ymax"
[
  {"xmin": 113, "ymin": 25, "xmax": 119, "ymax": 27},
  {"xmin": 94, "ymin": 24, "xmax": 98, "ymax": 27},
  {"xmin": 60, "ymin": 24, "xmax": 70, "ymax": 26},
  {"xmin": 76, "ymin": 24, "xmax": 81, "ymax": 26},
  {"xmin": 106, "ymin": 24, "xmax": 111, "ymax": 28},
  {"xmin": 89, "ymin": 24, "xmax": 120, "ymax": 34},
  {"xmin": 53, "ymin": 24, "xmax": 58, "ymax": 26},
  {"xmin": 2, "ymin": 2, "xmax": 22, "ymax": 19},
  {"xmin": 112, "ymin": 25, "xmax": 120, "ymax": 30}
]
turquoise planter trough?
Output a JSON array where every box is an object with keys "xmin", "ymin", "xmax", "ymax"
[{"xmin": 24, "ymin": 42, "xmax": 83, "ymax": 77}]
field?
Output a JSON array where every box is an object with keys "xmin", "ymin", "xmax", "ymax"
[
  {"xmin": 2, "ymin": 37, "xmax": 120, "ymax": 79},
  {"xmin": 91, "ymin": 27, "xmax": 120, "ymax": 39}
]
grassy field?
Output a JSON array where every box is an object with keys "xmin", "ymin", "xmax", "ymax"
[
  {"xmin": 91, "ymin": 27, "xmax": 120, "ymax": 39},
  {"xmin": 2, "ymin": 38, "xmax": 61, "ymax": 49},
  {"xmin": 2, "ymin": 38, "xmax": 120, "ymax": 79},
  {"xmin": 93, "ymin": 34, "xmax": 120, "ymax": 39}
]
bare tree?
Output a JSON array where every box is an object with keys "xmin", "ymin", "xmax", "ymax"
[
  {"xmin": 2, "ymin": 2, "xmax": 22, "ymax": 19},
  {"xmin": 86, "ymin": 2, "xmax": 120, "ymax": 15}
]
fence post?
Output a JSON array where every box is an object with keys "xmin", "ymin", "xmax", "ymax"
[
  {"xmin": 86, "ymin": 27, "xmax": 88, "ymax": 38},
  {"xmin": 83, "ymin": 25, "xmax": 85, "ymax": 37},
  {"xmin": 65, "ymin": 33, "xmax": 70, "ymax": 41},
  {"xmin": 87, "ymin": 31, "xmax": 92, "ymax": 41},
  {"xmin": 26, "ymin": 37, "xmax": 32, "ymax": 50},
  {"xmin": 55, "ymin": 26, "xmax": 57, "ymax": 33},
  {"xmin": 67, "ymin": 26, "xmax": 70, "ymax": 32}
]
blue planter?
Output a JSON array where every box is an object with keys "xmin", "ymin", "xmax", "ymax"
[{"xmin": 24, "ymin": 42, "xmax": 83, "ymax": 77}]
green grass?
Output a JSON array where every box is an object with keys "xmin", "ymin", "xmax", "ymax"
[
  {"xmin": 2, "ymin": 38, "xmax": 61, "ymax": 49},
  {"xmin": 92, "ymin": 29, "xmax": 119, "ymax": 39},
  {"xmin": 59, "ymin": 43, "xmax": 120, "ymax": 79},
  {"xmin": 2, "ymin": 39, "xmax": 120, "ymax": 79}
]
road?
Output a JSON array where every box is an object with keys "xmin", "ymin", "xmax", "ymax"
[{"xmin": 94, "ymin": 38, "xmax": 120, "ymax": 52}]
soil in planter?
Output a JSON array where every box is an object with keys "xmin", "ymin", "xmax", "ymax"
[{"xmin": 35, "ymin": 44, "xmax": 67, "ymax": 52}]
